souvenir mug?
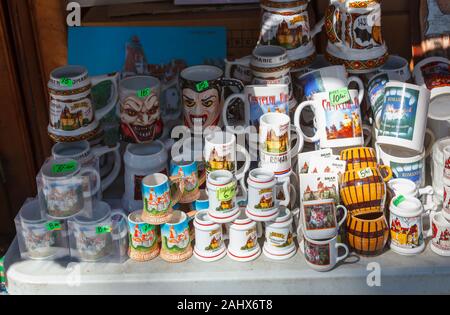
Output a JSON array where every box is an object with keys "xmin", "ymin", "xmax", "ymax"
[
  {"xmin": 259, "ymin": 0, "xmax": 323, "ymax": 68},
  {"xmin": 18, "ymin": 200, "xmax": 67, "ymax": 259},
  {"xmin": 387, "ymin": 178, "xmax": 435, "ymax": 212},
  {"xmin": 69, "ymin": 201, "xmax": 128, "ymax": 262},
  {"xmin": 346, "ymin": 211, "xmax": 389, "ymax": 256},
  {"xmin": 227, "ymin": 210, "xmax": 263, "ymax": 262},
  {"xmin": 294, "ymin": 89, "xmax": 369, "ymax": 149},
  {"xmin": 52, "ymin": 140, "xmax": 121, "ymax": 192},
  {"xmin": 141, "ymin": 173, "xmax": 184, "ymax": 225},
  {"xmin": 191, "ymin": 190, "xmax": 209, "ymax": 212},
  {"xmin": 413, "ymin": 56, "xmax": 450, "ymax": 100},
  {"xmin": 431, "ymin": 137, "xmax": 450, "ymax": 205},
  {"xmin": 444, "ymin": 145, "xmax": 450, "ymax": 178},
  {"xmin": 245, "ymin": 168, "xmax": 290, "ymax": 222},
  {"xmin": 179, "ymin": 65, "xmax": 244, "ymax": 133},
  {"xmin": 389, "ymin": 195, "xmax": 426, "ymax": 256},
  {"xmin": 225, "ymin": 55, "xmax": 253, "ymax": 93},
  {"xmin": 207, "ymin": 170, "xmax": 245, "ymax": 224},
  {"xmin": 378, "ymin": 55, "xmax": 411, "ymax": 82},
  {"xmin": 377, "ymin": 82, "xmax": 431, "ymax": 153},
  {"xmin": 119, "ymin": 76, "xmax": 164, "ymax": 144},
  {"xmin": 222, "ymin": 84, "xmax": 290, "ymax": 130},
  {"xmin": 170, "ymin": 156, "xmax": 206, "ymax": 204},
  {"xmin": 122, "ymin": 140, "xmax": 169, "ymax": 212},
  {"xmin": 429, "ymin": 212, "xmax": 450, "ymax": 257},
  {"xmin": 301, "ymin": 199, "xmax": 348, "ymax": 240},
  {"xmin": 40, "ymin": 158, "xmax": 101, "ymax": 219},
  {"xmin": 275, "ymin": 170, "xmax": 299, "ymax": 209},
  {"xmin": 295, "ymin": 65, "xmax": 364, "ymax": 102},
  {"xmin": 340, "ymin": 147, "xmax": 377, "ymax": 171},
  {"xmin": 127, "ymin": 210, "xmax": 160, "ymax": 262},
  {"xmin": 340, "ymin": 166, "xmax": 392, "ymax": 216},
  {"xmin": 324, "ymin": 0, "xmax": 388, "ymax": 73},
  {"xmin": 443, "ymin": 177, "xmax": 450, "ymax": 221},
  {"xmin": 301, "ymin": 234, "xmax": 349, "ymax": 272},
  {"xmin": 203, "ymin": 131, "xmax": 250, "ymax": 180},
  {"xmin": 193, "ymin": 211, "xmax": 227, "ymax": 262},
  {"xmin": 263, "ymin": 207, "xmax": 298, "ymax": 260},
  {"xmin": 160, "ymin": 210, "xmax": 195, "ymax": 263},
  {"xmin": 47, "ymin": 65, "xmax": 118, "ymax": 142}
]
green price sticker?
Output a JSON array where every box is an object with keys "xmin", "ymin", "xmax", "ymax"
[
  {"xmin": 141, "ymin": 224, "xmax": 153, "ymax": 234},
  {"xmin": 59, "ymin": 78, "xmax": 74, "ymax": 87},
  {"xmin": 393, "ymin": 195, "xmax": 406, "ymax": 207},
  {"xmin": 196, "ymin": 80, "xmax": 209, "ymax": 92},
  {"xmin": 329, "ymin": 88, "xmax": 351, "ymax": 106},
  {"xmin": 217, "ymin": 182, "xmax": 237, "ymax": 202},
  {"xmin": 51, "ymin": 161, "xmax": 78, "ymax": 174},
  {"xmin": 96, "ymin": 226, "xmax": 112, "ymax": 235},
  {"xmin": 137, "ymin": 87, "xmax": 151, "ymax": 98},
  {"xmin": 46, "ymin": 221, "xmax": 62, "ymax": 231}
]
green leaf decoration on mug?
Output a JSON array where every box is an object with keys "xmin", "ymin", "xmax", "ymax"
[
  {"xmin": 217, "ymin": 182, "xmax": 236, "ymax": 202},
  {"xmin": 329, "ymin": 88, "xmax": 351, "ymax": 106}
]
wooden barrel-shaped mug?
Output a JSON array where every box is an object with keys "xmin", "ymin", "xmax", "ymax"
[
  {"xmin": 340, "ymin": 166, "xmax": 392, "ymax": 216},
  {"xmin": 340, "ymin": 147, "xmax": 378, "ymax": 171},
  {"xmin": 346, "ymin": 212, "xmax": 389, "ymax": 256}
]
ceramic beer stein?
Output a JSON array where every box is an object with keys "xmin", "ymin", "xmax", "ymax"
[
  {"xmin": 431, "ymin": 137, "xmax": 450, "ymax": 206},
  {"xmin": 389, "ymin": 195, "xmax": 426, "ymax": 256},
  {"xmin": 170, "ymin": 156, "xmax": 206, "ymax": 204},
  {"xmin": 227, "ymin": 210, "xmax": 263, "ymax": 262},
  {"xmin": 259, "ymin": 0, "xmax": 323, "ymax": 69},
  {"xmin": 193, "ymin": 211, "xmax": 227, "ymax": 262},
  {"xmin": 387, "ymin": 178, "xmax": 435, "ymax": 212},
  {"xmin": 301, "ymin": 199, "xmax": 348, "ymax": 240},
  {"xmin": 324, "ymin": 0, "xmax": 388, "ymax": 73},
  {"xmin": 127, "ymin": 210, "xmax": 160, "ymax": 262},
  {"xmin": 179, "ymin": 65, "xmax": 244, "ymax": 134},
  {"xmin": 294, "ymin": 89, "xmax": 369, "ymax": 149},
  {"xmin": 207, "ymin": 170, "xmax": 245, "ymax": 224},
  {"xmin": 160, "ymin": 210, "xmax": 195, "ymax": 263},
  {"xmin": 47, "ymin": 65, "xmax": 119, "ymax": 142},
  {"xmin": 377, "ymin": 82, "xmax": 431, "ymax": 153},
  {"xmin": 119, "ymin": 76, "xmax": 165, "ymax": 144},
  {"xmin": 69, "ymin": 201, "xmax": 128, "ymax": 262},
  {"xmin": 122, "ymin": 140, "xmax": 169, "ymax": 212},
  {"xmin": 39, "ymin": 158, "xmax": 101, "ymax": 219},
  {"xmin": 429, "ymin": 212, "xmax": 450, "ymax": 257},
  {"xmin": 245, "ymin": 168, "xmax": 290, "ymax": 222},
  {"xmin": 141, "ymin": 173, "xmax": 184, "ymax": 225},
  {"xmin": 52, "ymin": 140, "xmax": 121, "ymax": 192},
  {"xmin": 263, "ymin": 207, "xmax": 298, "ymax": 260},
  {"xmin": 301, "ymin": 234, "xmax": 349, "ymax": 272},
  {"xmin": 443, "ymin": 177, "xmax": 450, "ymax": 221}
]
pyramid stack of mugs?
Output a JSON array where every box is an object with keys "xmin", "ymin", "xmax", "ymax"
[{"xmin": 13, "ymin": 0, "xmax": 450, "ymax": 273}]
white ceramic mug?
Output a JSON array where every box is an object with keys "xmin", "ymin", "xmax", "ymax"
[
  {"xmin": 193, "ymin": 211, "xmax": 227, "ymax": 262},
  {"xmin": 227, "ymin": 210, "xmax": 263, "ymax": 262},
  {"xmin": 245, "ymin": 168, "xmax": 289, "ymax": 222},
  {"xmin": 387, "ymin": 178, "xmax": 435, "ymax": 212},
  {"xmin": 378, "ymin": 55, "xmax": 411, "ymax": 82},
  {"xmin": 377, "ymin": 82, "xmax": 431, "ymax": 153},
  {"xmin": 443, "ymin": 177, "xmax": 450, "ymax": 221},
  {"xmin": 301, "ymin": 234, "xmax": 349, "ymax": 272},
  {"xmin": 429, "ymin": 212, "xmax": 450, "ymax": 257},
  {"xmin": 263, "ymin": 207, "xmax": 298, "ymax": 261},
  {"xmin": 301, "ymin": 199, "xmax": 347, "ymax": 240},
  {"xmin": 431, "ymin": 137, "xmax": 450, "ymax": 205},
  {"xmin": 294, "ymin": 89, "xmax": 369, "ymax": 149}
]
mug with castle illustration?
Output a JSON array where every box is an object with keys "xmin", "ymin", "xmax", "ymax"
[
  {"xmin": 193, "ymin": 211, "xmax": 227, "ymax": 262},
  {"xmin": 141, "ymin": 173, "xmax": 184, "ymax": 225},
  {"xmin": 48, "ymin": 65, "xmax": 119, "ymax": 143},
  {"xmin": 160, "ymin": 210, "xmax": 195, "ymax": 263},
  {"xmin": 263, "ymin": 207, "xmax": 298, "ymax": 260},
  {"xmin": 170, "ymin": 156, "xmax": 206, "ymax": 204},
  {"xmin": 127, "ymin": 210, "xmax": 160, "ymax": 262}
]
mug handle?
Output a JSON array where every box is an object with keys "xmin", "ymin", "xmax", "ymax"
[
  {"xmin": 217, "ymin": 78, "xmax": 244, "ymax": 93},
  {"xmin": 420, "ymin": 186, "xmax": 437, "ymax": 213},
  {"xmin": 235, "ymin": 144, "xmax": 251, "ymax": 181},
  {"xmin": 237, "ymin": 178, "xmax": 248, "ymax": 206},
  {"xmin": 335, "ymin": 243, "xmax": 349, "ymax": 263},
  {"xmin": 224, "ymin": 58, "xmax": 251, "ymax": 79},
  {"xmin": 324, "ymin": 4, "xmax": 343, "ymax": 45},
  {"xmin": 198, "ymin": 167, "xmax": 207, "ymax": 187},
  {"xmin": 277, "ymin": 177, "xmax": 291, "ymax": 207},
  {"xmin": 424, "ymin": 128, "xmax": 436, "ymax": 158},
  {"xmin": 426, "ymin": 210, "xmax": 437, "ymax": 238},
  {"xmin": 362, "ymin": 124, "xmax": 372, "ymax": 147},
  {"xmin": 91, "ymin": 143, "xmax": 122, "ymax": 192},
  {"xmin": 378, "ymin": 165, "xmax": 393, "ymax": 183},
  {"xmin": 288, "ymin": 183, "xmax": 297, "ymax": 209},
  {"xmin": 168, "ymin": 176, "xmax": 185, "ymax": 206},
  {"xmin": 222, "ymin": 93, "xmax": 247, "ymax": 129},
  {"xmin": 256, "ymin": 222, "xmax": 263, "ymax": 239},
  {"xmin": 290, "ymin": 124, "xmax": 305, "ymax": 156},
  {"xmin": 91, "ymin": 72, "xmax": 119, "ymax": 121},
  {"xmin": 347, "ymin": 76, "xmax": 365, "ymax": 105},
  {"xmin": 110, "ymin": 209, "xmax": 128, "ymax": 241},
  {"xmin": 294, "ymin": 100, "xmax": 320, "ymax": 143},
  {"xmin": 336, "ymin": 205, "xmax": 348, "ymax": 228},
  {"xmin": 311, "ymin": 17, "xmax": 325, "ymax": 38},
  {"xmin": 79, "ymin": 167, "xmax": 101, "ymax": 198}
]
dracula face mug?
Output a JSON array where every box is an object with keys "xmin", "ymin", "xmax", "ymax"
[
  {"xmin": 119, "ymin": 76, "xmax": 164, "ymax": 144},
  {"xmin": 301, "ymin": 234, "xmax": 349, "ymax": 272},
  {"xmin": 377, "ymin": 82, "xmax": 431, "ymax": 153},
  {"xmin": 128, "ymin": 210, "xmax": 160, "ymax": 262},
  {"xmin": 294, "ymin": 89, "xmax": 368, "ymax": 149},
  {"xmin": 160, "ymin": 210, "xmax": 195, "ymax": 263},
  {"xmin": 193, "ymin": 211, "xmax": 227, "ymax": 262},
  {"xmin": 180, "ymin": 65, "xmax": 244, "ymax": 133},
  {"xmin": 47, "ymin": 65, "xmax": 118, "ymax": 142},
  {"xmin": 245, "ymin": 168, "xmax": 289, "ymax": 222},
  {"xmin": 40, "ymin": 158, "xmax": 101, "ymax": 219},
  {"xmin": 141, "ymin": 173, "xmax": 184, "ymax": 225}
]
